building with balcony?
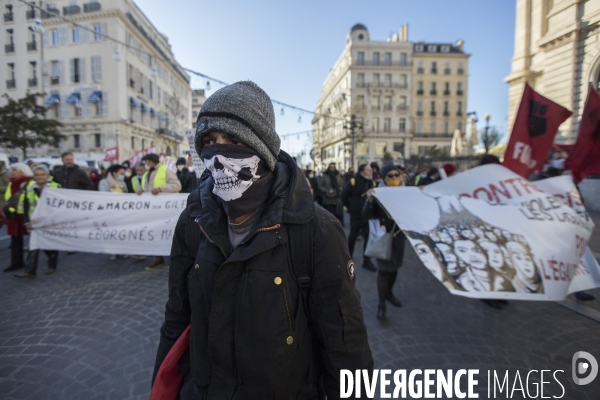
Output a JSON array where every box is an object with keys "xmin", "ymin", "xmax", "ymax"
[
  {"xmin": 312, "ymin": 24, "xmax": 414, "ymax": 170},
  {"xmin": 191, "ymin": 88, "xmax": 206, "ymax": 125},
  {"xmin": 505, "ymin": 0, "xmax": 600, "ymax": 143},
  {"xmin": 412, "ymin": 40, "xmax": 469, "ymax": 156},
  {"xmin": 0, "ymin": 0, "xmax": 192, "ymax": 163}
]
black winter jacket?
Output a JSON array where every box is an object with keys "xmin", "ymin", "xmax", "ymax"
[
  {"xmin": 340, "ymin": 174, "xmax": 377, "ymax": 216},
  {"xmin": 52, "ymin": 166, "xmax": 94, "ymax": 190},
  {"xmin": 153, "ymin": 151, "xmax": 373, "ymax": 400}
]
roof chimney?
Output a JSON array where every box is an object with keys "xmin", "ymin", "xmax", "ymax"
[{"xmin": 399, "ymin": 24, "xmax": 409, "ymax": 42}]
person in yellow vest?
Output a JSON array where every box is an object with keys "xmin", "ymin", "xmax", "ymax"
[
  {"xmin": 138, "ymin": 154, "xmax": 181, "ymax": 270},
  {"xmin": 15, "ymin": 165, "xmax": 61, "ymax": 278},
  {"xmin": 130, "ymin": 163, "xmax": 146, "ymax": 194},
  {"xmin": 3, "ymin": 163, "xmax": 33, "ymax": 273}
]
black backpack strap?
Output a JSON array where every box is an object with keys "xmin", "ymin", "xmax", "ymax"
[{"xmin": 286, "ymin": 220, "xmax": 314, "ymax": 291}]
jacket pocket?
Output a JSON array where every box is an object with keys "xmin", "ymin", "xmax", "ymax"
[{"xmin": 338, "ymin": 294, "xmax": 367, "ymax": 353}]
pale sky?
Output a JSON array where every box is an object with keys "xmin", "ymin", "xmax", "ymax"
[{"xmin": 135, "ymin": 0, "xmax": 516, "ymax": 156}]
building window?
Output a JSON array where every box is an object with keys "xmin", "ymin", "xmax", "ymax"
[
  {"xmin": 6, "ymin": 63, "xmax": 15, "ymax": 88},
  {"xmin": 430, "ymin": 121, "xmax": 436, "ymax": 135},
  {"xmin": 400, "ymin": 74, "xmax": 407, "ymax": 87},
  {"xmin": 417, "ymin": 101, "xmax": 423, "ymax": 113},
  {"xmin": 444, "ymin": 121, "xmax": 449, "ymax": 134},
  {"xmin": 357, "ymin": 73, "xmax": 365, "ymax": 87},
  {"xmin": 373, "ymin": 52, "xmax": 380, "ymax": 65},
  {"xmin": 427, "ymin": 45, "xmax": 437, "ymax": 52},
  {"xmin": 458, "ymin": 62, "xmax": 464, "ymax": 74},
  {"xmin": 457, "ymin": 82, "xmax": 464, "ymax": 95},
  {"xmin": 393, "ymin": 142, "xmax": 405, "ymax": 158},
  {"xmin": 357, "ymin": 52, "xmax": 364, "ymax": 65},
  {"xmin": 430, "ymin": 101, "xmax": 436, "ymax": 116},
  {"xmin": 384, "ymin": 52, "xmax": 391, "ymax": 66},
  {"xmin": 372, "ymin": 117, "xmax": 379, "ymax": 132},
  {"xmin": 149, "ymin": 80, "xmax": 153, "ymax": 99},
  {"xmin": 356, "ymin": 142, "xmax": 369, "ymax": 157},
  {"xmin": 52, "ymin": 29, "xmax": 59, "ymax": 46},
  {"xmin": 356, "ymin": 94, "xmax": 364, "ymax": 106},
  {"xmin": 399, "ymin": 118, "xmax": 406, "ymax": 132},
  {"xmin": 71, "ymin": 58, "xmax": 81, "ymax": 83},
  {"xmin": 443, "ymin": 101, "xmax": 449, "ymax": 116},
  {"xmin": 441, "ymin": 45, "xmax": 450, "ymax": 53},
  {"xmin": 384, "ymin": 74, "xmax": 392, "ymax": 86},
  {"xmin": 131, "ymin": 136, "xmax": 136, "ymax": 149},
  {"xmin": 444, "ymin": 62, "xmax": 451, "ymax": 74},
  {"xmin": 73, "ymin": 134, "xmax": 81, "ymax": 148},
  {"xmin": 431, "ymin": 61, "xmax": 437, "ymax": 74},
  {"xmin": 399, "ymin": 96, "xmax": 407, "ymax": 107},
  {"xmin": 431, "ymin": 81, "xmax": 437, "ymax": 95},
  {"xmin": 93, "ymin": 24, "xmax": 102, "ymax": 41},
  {"xmin": 417, "ymin": 61, "xmax": 424, "ymax": 74},
  {"xmin": 373, "ymin": 73, "xmax": 380, "ymax": 86},
  {"xmin": 94, "ymin": 134, "xmax": 101, "ymax": 148},
  {"xmin": 384, "ymin": 118, "xmax": 391, "ymax": 132},
  {"xmin": 457, "ymin": 121, "xmax": 463, "ymax": 132},
  {"xmin": 415, "ymin": 44, "xmax": 424, "ymax": 52},
  {"xmin": 400, "ymin": 52, "xmax": 407, "ymax": 66},
  {"xmin": 375, "ymin": 142, "xmax": 387, "ymax": 156},
  {"xmin": 28, "ymin": 61, "xmax": 37, "ymax": 87},
  {"xmin": 51, "ymin": 60, "xmax": 60, "ymax": 84},
  {"xmin": 72, "ymin": 27, "xmax": 79, "ymax": 43},
  {"xmin": 416, "ymin": 121, "xmax": 423, "ymax": 134},
  {"xmin": 444, "ymin": 82, "xmax": 450, "ymax": 95},
  {"xmin": 417, "ymin": 81, "xmax": 423, "ymax": 95},
  {"xmin": 457, "ymin": 101, "xmax": 463, "ymax": 115}
]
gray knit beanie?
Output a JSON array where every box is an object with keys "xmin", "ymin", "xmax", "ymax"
[{"xmin": 195, "ymin": 81, "xmax": 281, "ymax": 171}]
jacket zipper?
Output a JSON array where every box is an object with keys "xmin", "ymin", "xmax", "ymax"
[
  {"xmin": 194, "ymin": 218, "xmax": 227, "ymax": 258},
  {"xmin": 282, "ymin": 287, "xmax": 293, "ymax": 332},
  {"xmin": 240, "ymin": 223, "xmax": 281, "ymax": 246}
]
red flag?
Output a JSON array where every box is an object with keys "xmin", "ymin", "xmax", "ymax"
[
  {"xmin": 503, "ymin": 83, "xmax": 572, "ymax": 177},
  {"xmin": 564, "ymin": 83, "xmax": 600, "ymax": 182},
  {"xmin": 103, "ymin": 146, "xmax": 119, "ymax": 162}
]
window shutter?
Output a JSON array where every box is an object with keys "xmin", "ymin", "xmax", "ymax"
[
  {"xmin": 102, "ymin": 91, "xmax": 108, "ymax": 116},
  {"xmin": 96, "ymin": 56, "xmax": 102, "ymax": 81},
  {"xmin": 58, "ymin": 60, "xmax": 64, "ymax": 85},
  {"xmin": 70, "ymin": 59, "xmax": 75, "ymax": 83},
  {"xmin": 79, "ymin": 58, "xmax": 86, "ymax": 83},
  {"xmin": 43, "ymin": 61, "xmax": 49, "ymax": 87},
  {"xmin": 60, "ymin": 93, "xmax": 70, "ymax": 118},
  {"xmin": 82, "ymin": 91, "xmax": 92, "ymax": 117},
  {"xmin": 81, "ymin": 24, "xmax": 90, "ymax": 43},
  {"xmin": 60, "ymin": 27, "xmax": 68, "ymax": 45}
]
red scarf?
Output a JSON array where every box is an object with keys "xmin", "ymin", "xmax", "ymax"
[
  {"xmin": 149, "ymin": 325, "xmax": 191, "ymax": 400},
  {"xmin": 9, "ymin": 176, "xmax": 31, "ymax": 194}
]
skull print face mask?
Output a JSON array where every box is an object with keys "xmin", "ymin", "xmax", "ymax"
[{"xmin": 201, "ymin": 144, "xmax": 274, "ymax": 219}]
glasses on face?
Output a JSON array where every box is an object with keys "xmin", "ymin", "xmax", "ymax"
[{"xmin": 386, "ymin": 173, "xmax": 400, "ymax": 178}]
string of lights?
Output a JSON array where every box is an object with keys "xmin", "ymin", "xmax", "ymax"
[{"xmin": 17, "ymin": 0, "xmax": 346, "ymax": 134}]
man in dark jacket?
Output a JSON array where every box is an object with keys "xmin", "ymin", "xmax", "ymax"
[
  {"xmin": 341, "ymin": 164, "xmax": 377, "ymax": 271},
  {"xmin": 52, "ymin": 152, "xmax": 94, "ymax": 190},
  {"xmin": 152, "ymin": 81, "xmax": 373, "ymax": 400},
  {"xmin": 318, "ymin": 163, "xmax": 345, "ymax": 225}
]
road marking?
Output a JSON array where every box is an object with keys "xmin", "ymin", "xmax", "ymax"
[{"xmin": 557, "ymin": 299, "xmax": 600, "ymax": 323}]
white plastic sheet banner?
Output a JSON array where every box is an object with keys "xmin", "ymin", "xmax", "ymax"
[
  {"xmin": 372, "ymin": 164, "xmax": 600, "ymax": 301},
  {"xmin": 29, "ymin": 189, "xmax": 188, "ymax": 256},
  {"xmin": 186, "ymin": 130, "xmax": 205, "ymax": 178}
]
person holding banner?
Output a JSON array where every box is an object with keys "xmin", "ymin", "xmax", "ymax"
[
  {"xmin": 151, "ymin": 81, "xmax": 372, "ymax": 400},
  {"xmin": 139, "ymin": 154, "xmax": 181, "ymax": 270},
  {"xmin": 98, "ymin": 164, "xmax": 129, "ymax": 261},
  {"xmin": 130, "ymin": 163, "xmax": 146, "ymax": 193},
  {"xmin": 3, "ymin": 163, "xmax": 33, "ymax": 273},
  {"xmin": 52, "ymin": 152, "xmax": 94, "ymax": 191},
  {"xmin": 364, "ymin": 162, "xmax": 406, "ymax": 320},
  {"xmin": 15, "ymin": 165, "xmax": 61, "ymax": 278}
]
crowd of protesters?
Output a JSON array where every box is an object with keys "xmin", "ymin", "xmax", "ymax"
[{"xmin": 0, "ymin": 151, "xmax": 198, "ymax": 277}]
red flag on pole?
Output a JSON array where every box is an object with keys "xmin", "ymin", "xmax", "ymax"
[
  {"xmin": 503, "ymin": 83, "xmax": 572, "ymax": 177},
  {"xmin": 564, "ymin": 83, "xmax": 600, "ymax": 182},
  {"xmin": 104, "ymin": 146, "xmax": 119, "ymax": 162}
]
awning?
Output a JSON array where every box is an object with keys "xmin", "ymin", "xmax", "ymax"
[
  {"xmin": 46, "ymin": 94, "xmax": 60, "ymax": 106},
  {"xmin": 130, "ymin": 97, "xmax": 140, "ymax": 108},
  {"xmin": 66, "ymin": 93, "xmax": 81, "ymax": 104},
  {"xmin": 141, "ymin": 104, "xmax": 150, "ymax": 113},
  {"xmin": 88, "ymin": 91, "xmax": 102, "ymax": 103},
  {"xmin": 150, "ymin": 108, "xmax": 156, "ymax": 115}
]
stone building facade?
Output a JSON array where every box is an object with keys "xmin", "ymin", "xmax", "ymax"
[{"xmin": 0, "ymin": 0, "xmax": 192, "ymax": 163}]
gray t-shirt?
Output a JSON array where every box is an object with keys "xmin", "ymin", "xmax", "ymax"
[{"xmin": 228, "ymin": 207, "xmax": 263, "ymax": 249}]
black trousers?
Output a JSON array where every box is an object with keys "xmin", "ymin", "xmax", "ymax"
[
  {"xmin": 10, "ymin": 235, "xmax": 24, "ymax": 267},
  {"xmin": 347, "ymin": 214, "xmax": 370, "ymax": 264},
  {"xmin": 25, "ymin": 249, "xmax": 58, "ymax": 275}
]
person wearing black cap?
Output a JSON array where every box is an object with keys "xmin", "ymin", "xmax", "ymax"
[
  {"xmin": 139, "ymin": 153, "xmax": 181, "ymax": 270},
  {"xmin": 363, "ymin": 162, "xmax": 406, "ymax": 320},
  {"xmin": 175, "ymin": 156, "xmax": 197, "ymax": 193},
  {"xmin": 151, "ymin": 81, "xmax": 373, "ymax": 399}
]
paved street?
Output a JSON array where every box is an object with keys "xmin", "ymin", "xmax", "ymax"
[{"xmin": 1, "ymin": 213, "xmax": 599, "ymax": 399}]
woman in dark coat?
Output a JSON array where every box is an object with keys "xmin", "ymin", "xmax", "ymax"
[{"xmin": 363, "ymin": 162, "xmax": 406, "ymax": 320}]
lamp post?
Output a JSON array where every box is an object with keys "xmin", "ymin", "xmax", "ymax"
[
  {"xmin": 343, "ymin": 114, "xmax": 363, "ymax": 170},
  {"xmin": 484, "ymin": 114, "xmax": 491, "ymax": 154}
]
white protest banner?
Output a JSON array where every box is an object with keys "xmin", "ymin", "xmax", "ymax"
[
  {"xmin": 30, "ymin": 189, "xmax": 188, "ymax": 256},
  {"xmin": 372, "ymin": 164, "xmax": 599, "ymax": 301},
  {"xmin": 186, "ymin": 130, "xmax": 205, "ymax": 178}
]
